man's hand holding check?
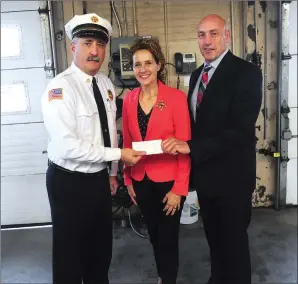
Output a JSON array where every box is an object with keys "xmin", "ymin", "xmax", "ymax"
[
  {"xmin": 121, "ymin": 148, "xmax": 146, "ymax": 166},
  {"xmin": 162, "ymin": 138, "xmax": 190, "ymax": 155}
]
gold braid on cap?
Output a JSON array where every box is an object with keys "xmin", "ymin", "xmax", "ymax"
[{"xmin": 130, "ymin": 38, "xmax": 166, "ymax": 84}]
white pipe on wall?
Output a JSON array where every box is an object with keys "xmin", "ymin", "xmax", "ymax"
[
  {"xmin": 163, "ymin": 0, "xmax": 169, "ymax": 85},
  {"xmin": 111, "ymin": 0, "xmax": 122, "ymax": 37},
  {"xmin": 122, "ymin": 1, "xmax": 127, "ymax": 36},
  {"xmin": 133, "ymin": 0, "xmax": 138, "ymax": 36},
  {"xmin": 163, "ymin": 0, "xmax": 169, "ymax": 63},
  {"xmin": 230, "ymin": 1, "xmax": 235, "ymax": 53},
  {"xmin": 48, "ymin": 1, "xmax": 57, "ymax": 76}
]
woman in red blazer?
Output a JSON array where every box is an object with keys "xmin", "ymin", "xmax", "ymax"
[{"xmin": 122, "ymin": 38, "xmax": 191, "ymax": 284}]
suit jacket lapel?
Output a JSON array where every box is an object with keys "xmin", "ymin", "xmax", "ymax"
[
  {"xmin": 196, "ymin": 51, "xmax": 233, "ymax": 112},
  {"xmin": 204, "ymin": 51, "xmax": 233, "ymax": 97},
  {"xmin": 188, "ymin": 66, "xmax": 203, "ymax": 124},
  {"xmin": 188, "ymin": 67, "xmax": 202, "ymax": 99}
]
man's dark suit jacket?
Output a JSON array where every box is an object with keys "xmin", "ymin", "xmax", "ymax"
[{"xmin": 187, "ymin": 51, "xmax": 263, "ymax": 197}]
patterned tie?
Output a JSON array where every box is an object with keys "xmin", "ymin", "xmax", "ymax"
[{"xmin": 196, "ymin": 64, "xmax": 212, "ymax": 107}]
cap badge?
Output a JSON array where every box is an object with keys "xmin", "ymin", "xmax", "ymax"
[
  {"xmin": 107, "ymin": 89, "xmax": 113, "ymax": 101},
  {"xmin": 91, "ymin": 16, "xmax": 99, "ymax": 23}
]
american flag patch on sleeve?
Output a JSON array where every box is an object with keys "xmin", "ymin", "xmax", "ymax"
[{"xmin": 48, "ymin": 88, "xmax": 63, "ymax": 101}]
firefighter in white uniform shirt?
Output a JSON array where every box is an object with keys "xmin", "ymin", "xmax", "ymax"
[{"xmin": 41, "ymin": 13, "xmax": 144, "ymax": 284}]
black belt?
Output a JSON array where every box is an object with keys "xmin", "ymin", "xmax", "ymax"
[{"xmin": 48, "ymin": 160, "xmax": 108, "ymax": 177}]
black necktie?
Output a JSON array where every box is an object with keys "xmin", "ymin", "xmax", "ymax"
[{"xmin": 92, "ymin": 77, "xmax": 111, "ymax": 169}]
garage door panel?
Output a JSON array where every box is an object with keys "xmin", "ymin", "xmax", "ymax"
[
  {"xmin": 286, "ymin": 158, "xmax": 297, "ymax": 205},
  {"xmin": 1, "ymin": 157, "xmax": 48, "ymax": 177},
  {"xmin": 1, "ymin": 1, "xmax": 41, "ymax": 13},
  {"xmin": 289, "ymin": 108, "xmax": 297, "ymax": 136},
  {"xmin": 286, "ymin": 1, "xmax": 297, "ymax": 206},
  {"xmin": 1, "ymin": 11, "xmax": 45, "ymax": 70},
  {"xmin": 1, "ymin": 2, "xmax": 52, "ymax": 225},
  {"xmin": 288, "ymin": 138, "xmax": 297, "ymax": 159},
  {"xmin": 289, "ymin": 1, "xmax": 297, "ymax": 54},
  {"xmin": 1, "ymin": 174, "xmax": 51, "ymax": 226},
  {"xmin": 1, "ymin": 123, "xmax": 48, "ymax": 177},
  {"xmin": 1, "ymin": 68, "xmax": 48, "ymax": 124},
  {"xmin": 289, "ymin": 56, "xmax": 297, "ymax": 108}
]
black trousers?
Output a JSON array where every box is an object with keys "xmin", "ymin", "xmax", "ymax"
[
  {"xmin": 46, "ymin": 163, "xmax": 112, "ymax": 284},
  {"xmin": 132, "ymin": 178, "xmax": 185, "ymax": 284},
  {"xmin": 197, "ymin": 191, "xmax": 253, "ymax": 284}
]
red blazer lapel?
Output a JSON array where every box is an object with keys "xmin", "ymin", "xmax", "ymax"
[{"xmin": 130, "ymin": 88, "xmax": 143, "ymax": 141}]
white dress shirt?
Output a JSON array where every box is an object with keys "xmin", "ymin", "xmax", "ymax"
[
  {"xmin": 41, "ymin": 62, "xmax": 121, "ymax": 175},
  {"xmin": 191, "ymin": 48, "xmax": 229, "ymax": 119}
]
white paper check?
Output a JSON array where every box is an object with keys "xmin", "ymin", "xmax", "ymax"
[{"xmin": 132, "ymin": 139, "xmax": 163, "ymax": 155}]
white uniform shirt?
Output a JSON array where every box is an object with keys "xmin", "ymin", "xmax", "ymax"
[{"xmin": 41, "ymin": 62, "xmax": 121, "ymax": 175}]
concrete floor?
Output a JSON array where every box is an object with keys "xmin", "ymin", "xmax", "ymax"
[{"xmin": 1, "ymin": 207, "xmax": 297, "ymax": 284}]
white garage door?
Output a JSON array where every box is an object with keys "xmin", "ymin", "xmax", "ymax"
[
  {"xmin": 1, "ymin": 1, "xmax": 54, "ymax": 225},
  {"xmin": 286, "ymin": 1, "xmax": 297, "ymax": 205}
]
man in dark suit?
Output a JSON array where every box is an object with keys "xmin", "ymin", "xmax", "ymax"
[{"xmin": 162, "ymin": 14, "xmax": 262, "ymax": 284}]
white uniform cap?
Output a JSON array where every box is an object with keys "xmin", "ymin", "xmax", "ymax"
[{"xmin": 65, "ymin": 13, "xmax": 113, "ymax": 43}]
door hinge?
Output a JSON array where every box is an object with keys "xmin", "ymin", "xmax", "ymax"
[
  {"xmin": 282, "ymin": 129, "xmax": 293, "ymax": 141},
  {"xmin": 281, "ymin": 100, "xmax": 290, "ymax": 117},
  {"xmin": 282, "ymin": 53, "xmax": 292, "ymax": 60},
  {"xmin": 44, "ymin": 65, "xmax": 54, "ymax": 71},
  {"xmin": 44, "ymin": 59, "xmax": 55, "ymax": 78},
  {"xmin": 281, "ymin": 156, "xmax": 290, "ymax": 163},
  {"xmin": 55, "ymin": 30, "xmax": 64, "ymax": 41},
  {"xmin": 280, "ymin": 100, "xmax": 293, "ymax": 141},
  {"xmin": 38, "ymin": 7, "xmax": 49, "ymax": 14}
]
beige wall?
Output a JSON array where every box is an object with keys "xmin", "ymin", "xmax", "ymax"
[
  {"xmin": 61, "ymin": 1, "xmax": 279, "ymax": 207},
  {"xmin": 63, "ymin": 1, "xmax": 243, "ymax": 93}
]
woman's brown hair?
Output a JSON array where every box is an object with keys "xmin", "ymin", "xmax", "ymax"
[{"xmin": 130, "ymin": 37, "xmax": 166, "ymax": 84}]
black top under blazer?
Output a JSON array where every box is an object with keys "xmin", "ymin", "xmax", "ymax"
[{"xmin": 187, "ymin": 51, "xmax": 263, "ymax": 197}]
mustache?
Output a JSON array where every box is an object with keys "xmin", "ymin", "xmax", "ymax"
[{"xmin": 87, "ymin": 56, "xmax": 100, "ymax": 62}]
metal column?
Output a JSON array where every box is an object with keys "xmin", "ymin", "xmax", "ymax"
[{"xmin": 275, "ymin": 1, "xmax": 293, "ymax": 209}]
